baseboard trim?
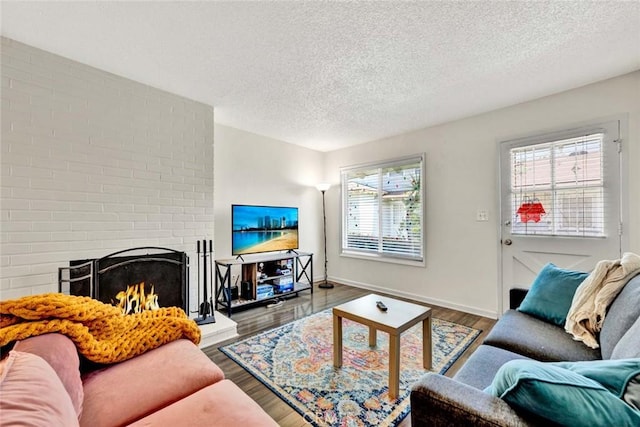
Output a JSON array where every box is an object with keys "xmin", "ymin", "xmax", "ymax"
[{"xmin": 330, "ymin": 276, "xmax": 498, "ymax": 319}]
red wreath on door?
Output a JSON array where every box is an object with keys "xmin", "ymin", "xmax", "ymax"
[{"xmin": 517, "ymin": 198, "xmax": 546, "ymax": 223}]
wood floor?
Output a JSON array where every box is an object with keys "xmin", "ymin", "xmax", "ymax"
[{"xmin": 202, "ymin": 283, "xmax": 496, "ymax": 426}]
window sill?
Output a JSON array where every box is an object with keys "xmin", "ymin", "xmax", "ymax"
[{"xmin": 340, "ymin": 250, "xmax": 425, "ymax": 267}]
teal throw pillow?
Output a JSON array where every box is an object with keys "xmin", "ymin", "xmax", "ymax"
[
  {"xmin": 551, "ymin": 359, "xmax": 640, "ymax": 398},
  {"xmin": 518, "ymin": 263, "xmax": 588, "ymax": 326},
  {"xmin": 485, "ymin": 359, "xmax": 640, "ymax": 427}
]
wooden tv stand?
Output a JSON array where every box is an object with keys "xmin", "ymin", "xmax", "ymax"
[{"xmin": 214, "ymin": 251, "xmax": 313, "ymax": 317}]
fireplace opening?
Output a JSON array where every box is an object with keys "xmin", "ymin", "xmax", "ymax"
[{"xmin": 59, "ymin": 247, "xmax": 188, "ymax": 315}]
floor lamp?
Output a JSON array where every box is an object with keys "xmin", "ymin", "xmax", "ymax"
[{"xmin": 316, "ymin": 183, "xmax": 333, "ymax": 289}]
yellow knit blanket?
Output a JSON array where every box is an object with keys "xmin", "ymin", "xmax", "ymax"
[{"xmin": 0, "ymin": 293, "xmax": 201, "ymax": 364}]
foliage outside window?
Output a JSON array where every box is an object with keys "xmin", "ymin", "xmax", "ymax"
[{"xmin": 341, "ymin": 155, "xmax": 424, "ymax": 263}]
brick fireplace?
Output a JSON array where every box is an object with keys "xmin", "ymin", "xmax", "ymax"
[
  {"xmin": 1, "ymin": 38, "xmax": 236, "ymax": 346},
  {"xmin": 0, "ymin": 38, "xmax": 214, "ymax": 303}
]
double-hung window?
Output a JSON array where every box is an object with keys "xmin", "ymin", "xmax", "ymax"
[{"xmin": 341, "ymin": 154, "xmax": 424, "ymax": 263}]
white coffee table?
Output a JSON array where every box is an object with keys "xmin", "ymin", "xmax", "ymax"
[{"xmin": 332, "ymin": 294, "xmax": 432, "ymax": 399}]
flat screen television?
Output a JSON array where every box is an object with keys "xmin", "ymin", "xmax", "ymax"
[{"xmin": 232, "ymin": 204, "xmax": 299, "ymax": 255}]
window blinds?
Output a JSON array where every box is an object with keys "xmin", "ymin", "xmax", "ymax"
[
  {"xmin": 342, "ymin": 155, "xmax": 424, "ymax": 261},
  {"xmin": 509, "ymin": 133, "xmax": 605, "ymax": 237}
]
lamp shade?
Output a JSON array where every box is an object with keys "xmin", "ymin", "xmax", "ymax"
[{"xmin": 316, "ymin": 183, "xmax": 331, "ymax": 192}]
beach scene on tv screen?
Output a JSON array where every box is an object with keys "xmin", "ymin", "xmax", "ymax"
[{"xmin": 232, "ymin": 205, "xmax": 299, "ymax": 255}]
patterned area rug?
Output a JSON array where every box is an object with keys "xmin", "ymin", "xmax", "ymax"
[{"xmin": 220, "ymin": 308, "xmax": 480, "ymax": 426}]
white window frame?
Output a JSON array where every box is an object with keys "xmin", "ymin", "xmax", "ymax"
[
  {"xmin": 340, "ymin": 154, "xmax": 425, "ymax": 266},
  {"xmin": 508, "ymin": 132, "xmax": 606, "ymax": 238},
  {"xmin": 501, "ymin": 120, "xmax": 623, "ymax": 245}
]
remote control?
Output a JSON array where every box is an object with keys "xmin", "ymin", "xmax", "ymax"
[{"xmin": 376, "ymin": 301, "xmax": 388, "ymax": 312}]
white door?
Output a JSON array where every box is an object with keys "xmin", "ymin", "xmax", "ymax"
[{"xmin": 499, "ymin": 120, "xmax": 623, "ymax": 313}]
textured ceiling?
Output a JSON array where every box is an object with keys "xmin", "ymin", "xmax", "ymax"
[{"xmin": 1, "ymin": 1, "xmax": 639, "ymax": 152}]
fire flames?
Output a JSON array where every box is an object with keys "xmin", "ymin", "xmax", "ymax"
[{"xmin": 115, "ymin": 282, "xmax": 160, "ymax": 314}]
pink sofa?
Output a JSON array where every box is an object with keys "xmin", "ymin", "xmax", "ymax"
[{"xmin": 0, "ymin": 333, "xmax": 278, "ymax": 426}]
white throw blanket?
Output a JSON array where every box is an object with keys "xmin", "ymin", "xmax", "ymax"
[{"xmin": 565, "ymin": 252, "xmax": 640, "ymax": 349}]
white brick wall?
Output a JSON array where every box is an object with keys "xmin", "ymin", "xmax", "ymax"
[{"xmin": 1, "ymin": 37, "xmax": 214, "ymax": 309}]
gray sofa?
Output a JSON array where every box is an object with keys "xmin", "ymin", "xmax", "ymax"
[{"xmin": 410, "ymin": 273, "xmax": 640, "ymax": 426}]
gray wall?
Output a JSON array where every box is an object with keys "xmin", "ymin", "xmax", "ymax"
[
  {"xmin": 324, "ymin": 71, "xmax": 639, "ymax": 318},
  {"xmin": 212, "ymin": 123, "xmax": 325, "ymax": 282}
]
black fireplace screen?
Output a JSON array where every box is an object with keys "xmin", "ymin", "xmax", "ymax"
[{"xmin": 59, "ymin": 247, "xmax": 188, "ymax": 314}]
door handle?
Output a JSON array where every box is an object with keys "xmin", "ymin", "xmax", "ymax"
[{"xmin": 503, "ymin": 239, "xmax": 512, "ymax": 246}]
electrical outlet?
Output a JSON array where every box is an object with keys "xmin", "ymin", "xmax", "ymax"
[{"xmin": 476, "ymin": 210, "xmax": 489, "ymax": 222}]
